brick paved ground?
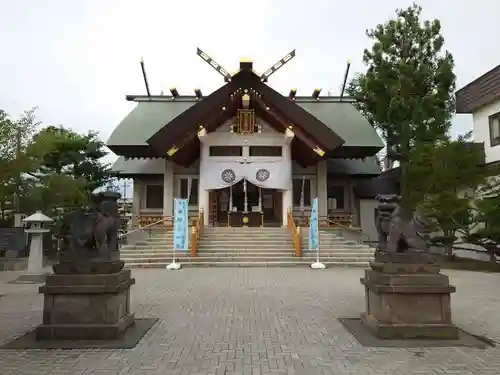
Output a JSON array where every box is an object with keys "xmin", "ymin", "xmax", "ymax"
[{"xmin": 0, "ymin": 268, "xmax": 500, "ymax": 375}]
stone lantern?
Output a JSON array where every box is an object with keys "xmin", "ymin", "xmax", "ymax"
[{"xmin": 17, "ymin": 211, "xmax": 53, "ymax": 282}]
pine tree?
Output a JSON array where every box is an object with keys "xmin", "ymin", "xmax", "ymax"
[{"xmin": 346, "ymin": 3, "xmax": 456, "ymax": 209}]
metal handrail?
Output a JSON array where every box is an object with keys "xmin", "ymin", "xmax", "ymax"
[
  {"xmin": 190, "ymin": 209, "xmax": 204, "ymax": 257},
  {"xmin": 319, "ymin": 217, "xmax": 372, "ymax": 244},
  {"xmin": 287, "ymin": 208, "xmax": 301, "ymax": 257},
  {"xmin": 119, "ymin": 217, "xmax": 171, "ymax": 239},
  {"xmin": 321, "ymin": 216, "xmax": 361, "ymax": 230}
]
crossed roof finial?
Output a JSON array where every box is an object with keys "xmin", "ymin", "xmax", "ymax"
[{"xmin": 196, "ymin": 48, "xmax": 296, "ymax": 83}]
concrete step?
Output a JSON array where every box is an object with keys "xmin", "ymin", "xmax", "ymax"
[
  {"xmin": 203, "ymin": 227, "xmax": 287, "ymax": 230},
  {"xmin": 200, "ymin": 237, "xmax": 292, "ymax": 242},
  {"xmin": 124, "ymin": 261, "xmax": 370, "ymax": 268},
  {"xmin": 124, "ymin": 244, "xmax": 370, "ymax": 252},
  {"xmin": 121, "ymin": 250, "xmax": 374, "ymax": 258},
  {"xmin": 123, "ymin": 256, "xmax": 372, "ymax": 263},
  {"xmin": 121, "ymin": 251, "xmax": 374, "ymax": 258},
  {"xmin": 142, "ymin": 237, "xmax": 362, "ymax": 244},
  {"xmin": 120, "ymin": 249, "xmax": 374, "ymax": 256},
  {"xmin": 201, "ymin": 235, "xmax": 290, "ymax": 238},
  {"xmin": 121, "ymin": 226, "xmax": 374, "ymax": 268},
  {"xmin": 196, "ymin": 250, "xmax": 373, "ymax": 255},
  {"xmin": 197, "ymin": 250, "xmax": 373, "ymax": 256},
  {"xmin": 302, "ymin": 238, "xmax": 362, "ymax": 245},
  {"xmin": 198, "ymin": 244, "xmax": 293, "ymax": 249},
  {"xmin": 201, "ymin": 232, "xmax": 289, "ymax": 236},
  {"xmin": 202, "ymin": 231, "xmax": 289, "ymax": 234},
  {"xmin": 121, "ymin": 247, "xmax": 373, "ymax": 254},
  {"xmin": 136, "ymin": 238, "xmax": 174, "ymax": 242}
]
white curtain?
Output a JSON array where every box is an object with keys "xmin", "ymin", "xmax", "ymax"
[
  {"xmin": 199, "ymin": 161, "xmax": 246, "ymax": 190},
  {"xmin": 243, "ymin": 160, "xmax": 291, "ymax": 190},
  {"xmin": 200, "ymin": 159, "xmax": 292, "ymax": 191}
]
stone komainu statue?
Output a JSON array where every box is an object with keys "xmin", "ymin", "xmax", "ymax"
[
  {"xmin": 375, "ymin": 194, "xmax": 431, "ymax": 253},
  {"xmin": 58, "ymin": 191, "xmax": 122, "ymax": 263}
]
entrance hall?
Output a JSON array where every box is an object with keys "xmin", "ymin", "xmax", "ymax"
[{"xmin": 208, "ymin": 180, "xmax": 283, "ymax": 227}]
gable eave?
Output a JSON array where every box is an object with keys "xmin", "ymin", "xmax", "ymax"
[
  {"xmin": 247, "ymin": 76, "xmax": 345, "ymax": 151},
  {"xmin": 456, "ymin": 64, "xmax": 500, "ymax": 113},
  {"xmin": 107, "ymin": 145, "xmax": 163, "ymax": 158},
  {"xmin": 146, "ymin": 80, "xmax": 238, "ymax": 153}
]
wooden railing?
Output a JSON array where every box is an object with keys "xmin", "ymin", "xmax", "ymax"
[
  {"xmin": 138, "ymin": 215, "xmax": 173, "ymax": 228},
  {"xmin": 287, "ymin": 208, "xmax": 301, "ymax": 257},
  {"xmin": 190, "ymin": 209, "xmax": 204, "ymax": 258},
  {"xmin": 120, "ymin": 217, "xmax": 171, "ymax": 239},
  {"xmin": 327, "ymin": 212, "xmax": 356, "ymax": 227},
  {"xmin": 300, "ymin": 213, "xmax": 356, "ymax": 228},
  {"xmin": 321, "ymin": 216, "xmax": 362, "ymax": 231}
]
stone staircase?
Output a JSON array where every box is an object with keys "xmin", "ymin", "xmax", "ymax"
[
  {"xmin": 300, "ymin": 227, "xmax": 374, "ymax": 266},
  {"xmin": 120, "ymin": 226, "xmax": 374, "ymax": 268}
]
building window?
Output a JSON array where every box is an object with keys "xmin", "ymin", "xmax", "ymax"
[
  {"xmin": 292, "ymin": 178, "xmax": 311, "ymax": 206},
  {"xmin": 145, "ymin": 185, "xmax": 163, "ymax": 209},
  {"xmin": 209, "ymin": 146, "xmax": 243, "ymax": 156},
  {"xmin": 249, "ymin": 146, "xmax": 283, "ymax": 157},
  {"xmin": 180, "ymin": 178, "xmax": 199, "ymax": 205},
  {"xmin": 489, "ymin": 112, "xmax": 500, "ymax": 147},
  {"xmin": 327, "ymin": 185, "xmax": 345, "ymax": 210}
]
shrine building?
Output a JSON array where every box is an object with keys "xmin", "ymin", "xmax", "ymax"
[{"xmin": 107, "ymin": 51, "xmax": 384, "ymax": 235}]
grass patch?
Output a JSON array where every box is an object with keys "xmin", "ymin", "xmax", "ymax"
[{"xmin": 434, "ymin": 254, "xmax": 500, "ymax": 272}]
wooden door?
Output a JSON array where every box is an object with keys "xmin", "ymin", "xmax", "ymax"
[
  {"xmin": 262, "ymin": 190, "xmax": 274, "ymax": 222},
  {"xmin": 217, "ymin": 188, "xmax": 229, "ymax": 226},
  {"xmin": 208, "ymin": 191, "xmax": 217, "ymax": 226},
  {"xmin": 274, "ymin": 191, "xmax": 282, "ymax": 224}
]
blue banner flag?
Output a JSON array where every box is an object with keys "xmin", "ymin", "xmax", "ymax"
[
  {"xmin": 308, "ymin": 197, "xmax": 319, "ymax": 250},
  {"xmin": 173, "ymin": 198, "xmax": 189, "ymax": 251}
]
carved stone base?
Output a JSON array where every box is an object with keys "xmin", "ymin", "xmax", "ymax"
[
  {"xmin": 36, "ymin": 268, "xmax": 135, "ymax": 341},
  {"xmin": 360, "ymin": 252, "xmax": 459, "ymax": 340}
]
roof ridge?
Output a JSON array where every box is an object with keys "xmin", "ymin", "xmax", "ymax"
[{"xmin": 126, "ymin": 95, "xmax": 356, "ymax": 103}]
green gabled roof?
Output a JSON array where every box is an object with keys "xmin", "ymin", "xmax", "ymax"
[
  {"xmin": 107, "ymin": 100, "xmax": 195, "ymax": 146},
  {"xmin": 106, "ymin": 98, "xmax": 383, "ymax": 149},
  {"xmin": 111, "ymin": 156, "xmax": 165, "ymax": 175},
  {"xmin": 296, "ymin": 101, "xmax": 383, "ymax": 148}
]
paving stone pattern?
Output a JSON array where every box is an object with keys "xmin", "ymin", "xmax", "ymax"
[{"xmin": 0, "ymin": 268, "xmax": 500, "ymax": 374}]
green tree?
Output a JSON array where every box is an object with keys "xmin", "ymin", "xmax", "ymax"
[
  {"xmin": 466, "ymin": 195, "xmax": 500, "ymax": 263},
  {"xmin": 0, "ymin": 109, "xmax": 116, "ymax": 222},
  {"xmin": 0, "ymin": 107, "xmax": 40, "ymax": 219},
  {"xmin": 346, "ymin": 3, "xmax": 456, "ymax": 209},
  {"xmin": 27, "ymin": 125, "xmax": 116, "ymax": 194},
  {"xmin": 26, "ymin": 173, "xmax": 89, "ymax": 212},
  {"xmin": 408, "ymin": 134, "xmax": 498, "ymax": 258}
]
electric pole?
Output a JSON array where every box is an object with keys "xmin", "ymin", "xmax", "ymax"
[{"xmin": 14, "ymin": 127, "xmax": 21, "ymax": 213}]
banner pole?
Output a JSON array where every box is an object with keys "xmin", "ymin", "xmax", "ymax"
[
  {"xmin": 310, "ymin": 197, "xmax": 326, "ymax": 270},
  {"xmin": 167, "ymin": 198, "xmax": 185, "ymax": 270},
  {"xmin": 316, "ymin": 206, "xmax": 320, "ymax": 263}
]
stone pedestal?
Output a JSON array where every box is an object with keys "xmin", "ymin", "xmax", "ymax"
[
  {"xmin": 360, "ymin": 252, "xmax": 459, "ymax": 339},
  {"xmin": 36, "ymin": 261, "xmax": 135, "ymax": 341}
]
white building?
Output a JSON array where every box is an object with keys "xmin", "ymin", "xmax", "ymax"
[{"xmin": 456, "ymin": 63, "xmax": 500, "ymax": 164}]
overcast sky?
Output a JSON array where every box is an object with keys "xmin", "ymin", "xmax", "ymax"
[{"xmin": 1, "ymin": 0, "xmax": 498, "ymax": 161}]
